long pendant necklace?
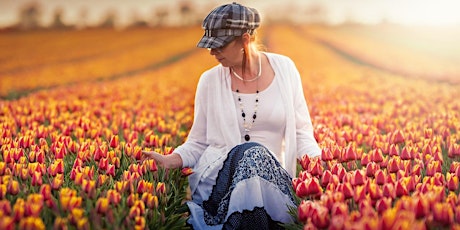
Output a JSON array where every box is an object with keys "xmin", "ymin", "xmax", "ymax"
[
  {"xmin": 235, "ymin": 53, "xmax": 261, "ymax": 142},
  {"xmin": 236, "ymin": 88, "xmax": 259, "ymax": 141}
]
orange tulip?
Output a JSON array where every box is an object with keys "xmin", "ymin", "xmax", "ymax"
[
  {"xmin": 375, "ymin": 197, "xmax": 392, "ymax": 214},
  {"xmin": 106, "ymin": 164, "xmax": 116, "ymax": 177},
  {"xmin": 300, "ymin": 154, "xmax": 310, "ymax": 171},
  {"xmin": 308, "ymin": 159, "xmax": 323, "ymax": 177},
  {"xmin": 391, "ymin": 130, "xmax": 405, "ymax": 145},
  {"xmin": 7, "ymin": 180, "xmax": 19, "ymax": 195},
  {"xmin": 53, "ymin": 217, "xmax": 68, "ymax": 230}
]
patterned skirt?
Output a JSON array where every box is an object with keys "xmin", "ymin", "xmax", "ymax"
[{"xmin": 186, "ymin": 142, "xmax": 296, "ymax": 230}]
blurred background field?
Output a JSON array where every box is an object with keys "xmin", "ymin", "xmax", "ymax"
[{"xmin": 0, "ymin": 1, "xmax": 460, "ymax": 229}]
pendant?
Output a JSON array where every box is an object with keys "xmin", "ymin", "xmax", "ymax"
[{"xmin": 244, "ymin": 134, "xmax": 250, "ymax": 141}]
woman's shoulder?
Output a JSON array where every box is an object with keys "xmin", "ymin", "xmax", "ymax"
[{"xmin": 264, "ymin": 52, "xmax": 296, "ymax": 68}]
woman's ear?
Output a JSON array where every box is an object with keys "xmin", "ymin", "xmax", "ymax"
[{"xmin": 241, "ymin": 32, "xmax": 251, "ymax": 46}]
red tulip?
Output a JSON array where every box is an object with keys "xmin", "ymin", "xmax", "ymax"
[
  {"xmin": 321, "ymin": 170, "xmax": 333, "ymax": 187},
  {"xmin": 337, "ymin": 183, "xmax": 354, "ymax": 200},
  {"xmin": 298, "ymin": 200, "xmax": 315, "ymax": 223},
  {"xmin": 107, "ymin": 189, "xmax": 121, "ymax": 206},
  {"xmin": 361, "ymin": 153, "xmax": 370, "ymax": 166},
  {"xmin": 311, "ymin": 206, "xmax": 330, "ymax": 229},
  {"xmin": 391, "ymin": 130, "xmax": 405, "ymax": 145},
  {"xmin": 383, "ymin": 183, "xmax": 395, "ymax": 199},
  {"xmin": 156, "ymin": 182, "xmax": 166, "ymax": 195},
  {"xmin": 31, "ymin": 171, "xmax": 43, "ymax": 186},
  {"xmin": 40, "ymin": 184, "xmax": 52, "ymax": 201},
  {"xmin": 321, "ymin": 148, "xmax": 334, "ymax": 161},
  {"xmin": 109, "ymin": 135, "xmax": 119, "ymax": 148},
  {"xmin": 300, "ymin": 154, "xmax": 310, "ymax": 170},
  {"xmin": 343, "ymin": 145, "xmax": 358, "ymax": 162},
  {"xmin": 366, "ymin": 162, "xmax": 380, "ymax": 178},
  {"xmin": 181, "ymin": 167, "xmax": 193, "ymax": 176},
  {"xmin": 413, "ymin": 197, "xmax": 429, "ymax": 219},
  {"xmin": 371, "ymin": 148, "xmax": 384, "ymax": 163},
  {"xmin": 387, "ymin": 157, "xmax": 400, "ymax": 173},
  {"xmin": 395, "ymin": 180, "xmax": 408, "ymax": 197},
  {"xmin": 7, "ymin": 180, "xmax": 19, "ymax": 195},
  {"xmin": 433, "ymin": 202, "xmax": 454, "ymax": 226},
  {"xmin": 368, "ymin": 182, "xmax": 382, "ymax": 200},
  {"xmin": 375, "ymin": 169, "xmax": 386, "ymax": 185},
  {"xmin": 0, "ymin": 216, "xmax": 13, "ymax": 230},
  {"xmin": 375, "ymin": 197, "xmax": 392, "ymax": 214},
  {"xmin": 96, "ymin": 197, "xmax": 109, "ymax": 214},
  {"xmin": 51, "ymin": 174, "xmax": 64, "ymax": 190},
  {"xmin": 308, "ymin": 159, "xmax": 324, "ymax": 177},
  {"xmin": 330, "ymin": 202, "xmax": 348, "ymax": 217},
  {"xmin": 448, "ymin": 143, "xmax": 460, "ymax": 158},
  {"xmin": 107, "ymin": 164, "xmax": 115, "ymax": 177},
  {"xmin": 447, "ymin": 172, "xmax": 459, "ymax": 191},
  {"xmin": 400, "ymin": 146, "xmax": 413, "ymax": 160},
  {"xmin": 351, "ymin": 170, "xmax": 366, "ymax": 186}
]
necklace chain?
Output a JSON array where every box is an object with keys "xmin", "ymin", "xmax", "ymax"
[
  {"xmin": 236, "ymin": 85, "xmax": 259, "ymax": 142},
  {"xmin": 231, "ymin": 53, "xmax": 262, "ymax": 82}
]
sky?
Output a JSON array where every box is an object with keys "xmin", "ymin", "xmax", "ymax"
[{"xmin": 1, "ymin": 0, "xmax": 460, "ymax": 28}]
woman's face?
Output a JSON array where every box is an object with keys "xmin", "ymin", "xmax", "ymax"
[{"xmin": 208, "ymin": 39, "xmax": 242, "ymax": 68}]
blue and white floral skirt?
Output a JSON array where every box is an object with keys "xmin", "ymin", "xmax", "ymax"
[{"xmin": 186, "ymin": 142, "xmax": 296, "ymax": 230}]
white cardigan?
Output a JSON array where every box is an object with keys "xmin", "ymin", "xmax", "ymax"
[{"xmin": 175, "ymin": 52, "xmax": 321, "ymax": 188}]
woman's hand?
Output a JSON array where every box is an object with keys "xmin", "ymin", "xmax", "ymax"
[
  {"xmin": 141, "ymin": 151, "xmax": 164, "ymax": 166},
  {"xmin": 140, "ymin": 151, "xmax": 183, "ymax": 169}
]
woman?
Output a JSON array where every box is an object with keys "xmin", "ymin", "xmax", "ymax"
[{"xmin": 142, "ymin": 2, "xmax": 321, "ymax": 229}]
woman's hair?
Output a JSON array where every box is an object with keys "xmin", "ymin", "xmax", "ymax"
[{"xmin": 237, "ymin": 32, "xmax": 262, "ymax": 77}]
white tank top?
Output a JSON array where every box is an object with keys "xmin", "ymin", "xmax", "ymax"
[{"xmin": 232, "ymin": 77, "xmax": 286, "ymax": 165}]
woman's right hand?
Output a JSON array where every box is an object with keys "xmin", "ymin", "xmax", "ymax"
[{"xmin": 141, "ymin": 150, "xmax": 163, "ymax": 166}]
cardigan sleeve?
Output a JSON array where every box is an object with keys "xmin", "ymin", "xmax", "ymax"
[
  {"xmin": 173, "ymin": 71, "xmax": 210, "ymax": 167},
  {"xmin": 288, "ymin": 58, "xmax": 322, "ymax": 159}
]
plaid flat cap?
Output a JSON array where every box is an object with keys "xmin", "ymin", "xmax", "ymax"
[{"xmin": 197, "ymin": 2, "xmax": 260, "ymax": 49}]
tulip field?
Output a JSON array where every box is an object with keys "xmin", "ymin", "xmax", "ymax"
[{"xmin": 1, "ymin": 24, "xmax": 460, "ymax": 230}]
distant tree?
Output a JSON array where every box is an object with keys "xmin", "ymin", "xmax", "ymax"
[
  {"xmin": 51, "ymin": 7, "xmax": 67, "ymax": 29},
  {"xmin": 305, "ymin": 4, "xmax": 327, "ymax": 24},
  {"xmin": 179, "ymin": 0, "xmax": 196, "ymax": 26},
  {"xmin": 99, "ymin": 9, "xmax": 117, "ymax": 28},
  {"xmin": 152, "ymin": 6, "xmax": 169, "ymax": 27},
  {"xmin": 128, "ymin": 9, "xmax": 149, "ymax": 28},
  {"xmin": 17, "ymin": 2, "xmax": 42, "ymax": 30}
]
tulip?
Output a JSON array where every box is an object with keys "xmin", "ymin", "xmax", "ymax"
[
  {"xmin": 51, "ymin": 174, "xmax": 64, "ymax": 190},
  {"xmin": 311, "ymin": 206, "xmax": 330, "ymax": 229},
  {"xmin": 381, "ymin": 208, "xmax": 398, "ymax": 230},
  {"xmin": 181, "ymin": 167, "xmax": 193, "ymax": 176},
  {"xmin": 338, "ymin": 183, "xmax": 354, "ymax": 200},
  {"xmin": 375, "ymin": 197, "xmax": 392, "ymax": 214},
  {"xmin": 321, "ymin": 148, "xmax": 334, "ymax": 162},
  {"xmin": 413, "ymin": 197, "xmax": 429, "ymax": 219},
  {"xmin": 0, "ymin": 216, "xmax": 14, "ymax": 230},
  {"xmin": 365, "ymin": 162, "xmax": 379, "ymax": 177},
  {"xmin": 387, "ymin": 157, "xmax": 400, "ymax": 173},
  {"xmin": 368, "ymin": 182, "xmax": 382, "ymax": 200},
  {"xmin": 351, "ymin": 170, "xmax": 366, "ymax": 186},
  {"xmin": 375, "ymin": 169, "xmax": 386, "ymax": 185},
  {"xmin": 300, "ymin": 154, "xmax": 310, "ymax": 171},
  {"xmin": 40, "ymin": 184, "xmax": 52, "ymax": 201},
  {"xmin": 53, "ymin": 217, "xmax": 68, "ymax": 230},
  {"xmin": 18, "ymin": 217, "xmax": 45, "ymax": 230},
  {"xmin": 7, "ymin": 180, "xmax": 19, "ymax": 195},
  {"xmin": 96, "ymin": 197, "xmax": 109, "ymax": 214},
  {"xmin": 106, "ymin": 164, "xmax": 115, "ymax": 177},
  {"xmin": 447, "ymin": 172, "xmax": 459, "ymax": 191},
  {"xmin": 156, "ymin": 182, "xmax": 166, "ymax": 195},
  {"xmin": 330, "ymin": 202, "xmax": 348, "ymax": 217},
  {"xmin": 109, "ymin": 135, "xmax": 119, "ymax": 148},
  {"xmin": 31, "ymin": 171, "xmax": 43, "ymax": 186},
  {"xmin": 298, "ymin": 200, "xmax": 315, "ymax": 223},
  {"xmin": 308, "ymin": 159, "xmax": 323, "ymax": 177},
  {"xmin": 321, "ymin": 170, "xmax": 333, "ymax": 187},
  {"xmin": 0, "ymin": 200, "xmax": 11, "ymax": 216},
  {"xmin": 395, "ymin": 180, "xmax": 409, "ymax": 197},
  {"xmin": 391, "ymin": 130, "xmax": 405, "ymax": 145},
  {"xmin": 433, "ymin": 202, "xmax": 454, "ymax": 226},
  {"xmin": 343, "ymin": 145, "xmax": 358, "ymax": 162}
]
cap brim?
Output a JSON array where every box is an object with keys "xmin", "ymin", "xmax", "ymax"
[{"xmin": 197, "ymin": 35, "xmax": 234, "ymax": 49}]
